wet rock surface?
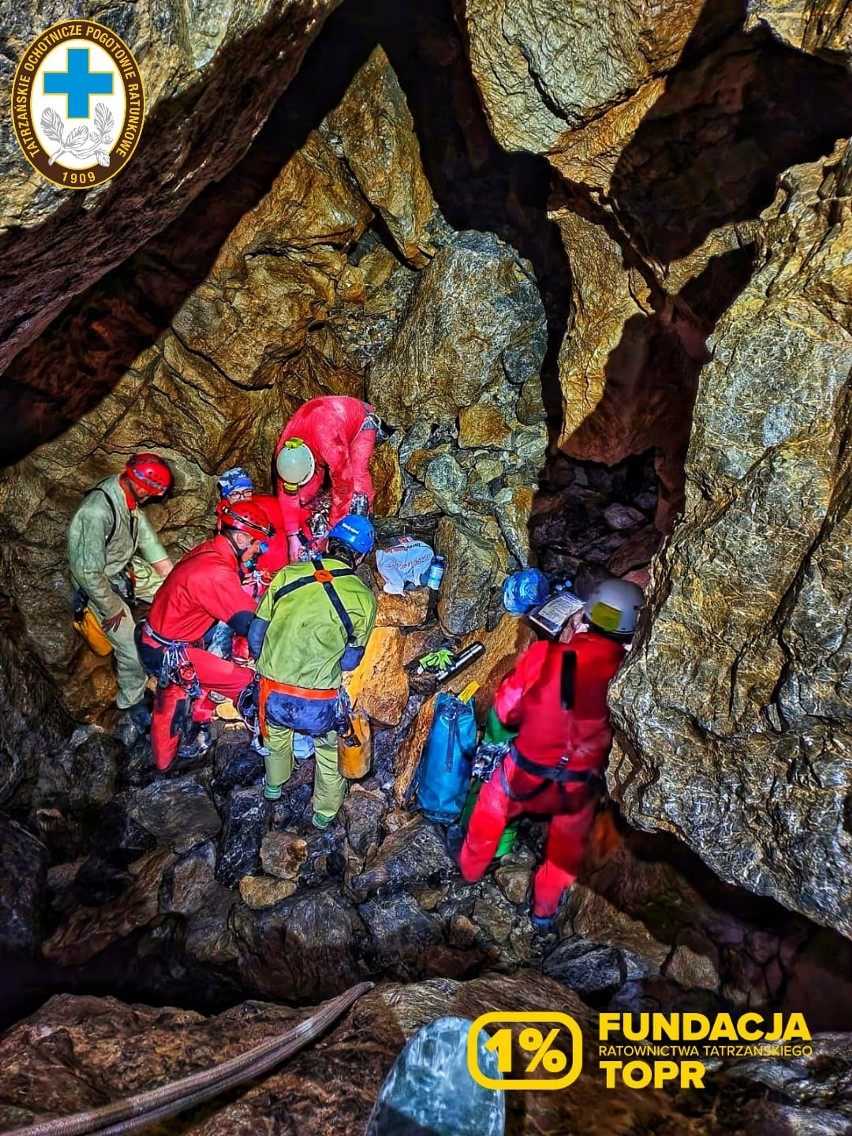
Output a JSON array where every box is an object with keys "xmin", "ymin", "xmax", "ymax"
[{"xmin": 612, "ymin": 143, "xmax": 852, "ymax": 937}]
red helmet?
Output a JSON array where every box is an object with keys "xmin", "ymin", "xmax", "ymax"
[
  {"xmin": 218, "ymin": 499, "xmax": 274, "ymax": 540},
  {"xmin": 125, "ymin": 453, "xmax": 173, "ymax": 495}
]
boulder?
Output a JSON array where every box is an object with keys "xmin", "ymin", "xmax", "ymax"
[
  {"xmin": 320, "ymin": 47, "xmax": 436, "ymax": 267},
  {"xmin": 41, "ymin": 848, "xmax": 176, "ymax": 966},
  {"xmin": 375, "ymin": 588, "xmax": 431, "ymax": 628},
  {"xmin": 611, "ymin": 144, "xmax": 852, "ymax": 937},
  {"xmin": 239, "ymin": 876, "xmax": 298, "ymax": 909},
  {"xmin": 343, "ymin": 625, "xmax": 410, "ymax": 726},
  {"xmin": 0, "ymin": 818, "xmax": 47, "ymax": 957},
  {"xmin": 126, "ymin": 777, "xmax": 222, "ymax": 854},
  {"xmin": 260, "ymin": 830, "xmax": 309, "ymax": 880},
  {"xmin": 435, "ymin": 515, "xmax": 509, "ymax": 636},
  {"xmin": 368, "ymin": 230, "xmax": 546, "ymax": 427}
]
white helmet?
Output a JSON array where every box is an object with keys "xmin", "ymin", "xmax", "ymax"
[
  {"xmin": 276, "ymin": 438, "xmax": 315, "ymax": 492},
  {"xmin": 584, "ymin": 578, "xmax": 644, "ymax": 635}
]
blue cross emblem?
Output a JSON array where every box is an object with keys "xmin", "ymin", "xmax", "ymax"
[{"xmin": 43, "ymin": 48, "xmax": 113, "ymax": 119}]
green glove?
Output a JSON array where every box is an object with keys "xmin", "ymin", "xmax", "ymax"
[{"xmin": 418, "ymin": 648, "xmax": 455, "ymax": 671}]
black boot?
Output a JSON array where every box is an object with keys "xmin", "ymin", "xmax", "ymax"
[{"xmin": 445, "ymin": 823, "xmax": 465, "ymax": 866}]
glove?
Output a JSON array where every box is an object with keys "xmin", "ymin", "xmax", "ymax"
[{"xmin": 287, "ymin": 534, "xmax": 304, "ymax": 564}]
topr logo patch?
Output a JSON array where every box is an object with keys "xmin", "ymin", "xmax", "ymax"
[{"xmin": 11, "ymin": 20, "xmax": 145, "ymax": 189}]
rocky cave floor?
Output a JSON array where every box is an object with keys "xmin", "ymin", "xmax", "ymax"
[{"xmin": 5, "ymin": 453, "xmax": 852, "ymax": 1050}]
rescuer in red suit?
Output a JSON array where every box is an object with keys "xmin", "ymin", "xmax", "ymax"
[
  {"xmin": 137, "ymin": 500, "xmax": 275, "ymax": 770},
  {"xmin": 273, "ymin": 396, "xmax": 383, "ymax": 564},
  {"xmin": 450, "ymin": 578, "xmax": 644, "ymax": 933}
]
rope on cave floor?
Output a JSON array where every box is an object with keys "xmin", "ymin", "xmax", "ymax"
[{"xmin": 0, "ymin": 981, "xmax": 375, "ymax": 1136}]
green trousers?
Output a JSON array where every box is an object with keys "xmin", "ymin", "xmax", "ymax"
[
  {"xmin": 264, "ymin": 724, "xmax": 346, "ymax": 819},
  {"xmin": 91, "ymin": 557, "xmax": 163, "ymax": 709}
]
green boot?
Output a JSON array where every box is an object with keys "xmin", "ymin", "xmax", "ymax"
[
  {"xmin": 312, "ymin": 811, "xmax": 333, "ymax": 830},
  {"xmin": 263, "ymin": 778, "xmax": 282, "ymax": 801}
]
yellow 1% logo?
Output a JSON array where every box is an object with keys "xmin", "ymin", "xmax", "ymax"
[{"xmin": 467, "ymin": 1012, "xmax": 584, "ymax": 1091}]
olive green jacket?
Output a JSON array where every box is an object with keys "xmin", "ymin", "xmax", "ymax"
[
  {"xmin": 250, "ymin": 558, "xmax": 377, "ymax": 691},
  {"xmin": 67, "ymin": 475, "xmax": 167, "ymax": 619}
]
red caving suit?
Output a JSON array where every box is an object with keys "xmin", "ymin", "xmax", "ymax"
[
  {"xmin": 141, "ymin": 535, "xmax": 258, "ymax": 769},
  {"xmin": 273, "ymin": 396, "xmax": 376, "ymax": 552},
  {"xmin": 459, "ymin": 630, "xmax": 627, "ymax": 917}
]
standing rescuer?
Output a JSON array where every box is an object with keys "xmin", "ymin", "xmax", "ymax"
[
  {"xmin": 449, "ymin": 578, "xmax": 644, "ymax": 933},
  {"xmin": 248, "ymin": 514, "xmax": 377, "ymax": 829},
  {"xmin": 67, "ymin": 454, "xmax": 174, "ymax": 729},
  {"xmin": 273, "ymin": 395, "xmax": 384, "ymax": 564},
  {"xmin": 138, "ymin": 499, "xmax": 274, "ymax": 771}
]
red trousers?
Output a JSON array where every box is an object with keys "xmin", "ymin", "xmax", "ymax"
[
  {"xmin": 151, "ymin": 647, "xmax": 253, "ymax": 771},
  {"xmin": 459, "ymin": 755, "xmax": 600, "ymax": 917}
]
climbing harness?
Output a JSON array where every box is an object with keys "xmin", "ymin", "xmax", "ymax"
[
  {"xmin": 141, "ymin": 621, "xmax": 204, "ymax": 700},
  {"xmin": 499, "ymin": 745, "xmax": 604, "ymax": 811}
]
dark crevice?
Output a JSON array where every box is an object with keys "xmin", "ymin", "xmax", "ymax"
[{"xmin": 611, "ymin": 6, "xmax": 852, "ymax": 264}]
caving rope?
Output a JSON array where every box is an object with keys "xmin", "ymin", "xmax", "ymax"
[{"xmin": 0, "ymin": 982, "xmax": 373, "ymax": 1136}]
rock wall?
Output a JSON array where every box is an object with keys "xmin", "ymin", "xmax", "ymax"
[
  {"xmin": 611, "ymin": 143, "xmax": 852, "ymax": 937},
  {"xmin": 453, "ymin": 0, "xmax": 852, "ymax": 935},
  {"xmin": 0, "ymin": 0, "xmax": 346, "ymax": 377}
]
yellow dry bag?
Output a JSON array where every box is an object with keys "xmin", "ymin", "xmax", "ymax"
[
  {"xmin": 338, "ymin": 706, "xmax": 371, "ymax": 779},
  {"xmin": 72, "ymin": 607, "xmax": 114, "ymax": 656}
]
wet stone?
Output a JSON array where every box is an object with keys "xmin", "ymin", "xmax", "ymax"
[
  {"xmin": 212, "ymin": 740, "xmax": 265, "ymax": 800},
  {"xmin": 239, "ymin": 876, "xmax": 298, "ymax": 909},
  {"xmin": 359, "ymin": 890, "xmax": 443, "ymax": 973},
  {"xmin": 127, "ymin": 777, "xmax": 221, "ymax": 854},
  {"xmin": 216, "ymin": 788, "xmax": 269, "ymax": 889},
  {"xmin": 260, "ymin": 830, "xmax": 308, "ymax": 880},
  {"xmin": 160, "ymin": 843, "xmax": 218, "ymax": 916},
  {"xmin": 350, "ymin": 814, "xmax": 453, "ymax": 900},
  {"xmin": 494, "ymin": 859, "xmax": 535, "ymax": 906},
  {"xmin": 542, "ymin": 937, "xmax": 625, "ymax": 1001},
  {"xmin": 342, "ymin": 789, "xmax": 386, "ymax": 860},
  {"xmin": 472, "ymin": 884, "xmax": 516, "ymax": 943}
]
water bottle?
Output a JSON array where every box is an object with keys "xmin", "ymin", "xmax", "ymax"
[{"xmin": 425, "ymin": 555, "xmax": 445, "ymax": 591}]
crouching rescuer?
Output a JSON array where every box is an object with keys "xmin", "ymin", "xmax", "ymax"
[
  {"xmin": 137, "ymin": 500, "xmax": 275, "ymax": 770},
  {"xmin": 248, "ymin": 515, "xmax": 377, "ymax": 829},
  {"xmin": 450, "ymin": 578, "xmax": 644, "ymax": 933}
]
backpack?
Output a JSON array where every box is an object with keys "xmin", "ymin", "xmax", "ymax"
[{"xmin": 414, "ymin": 691, "xmax": 478, "ymax": 824}]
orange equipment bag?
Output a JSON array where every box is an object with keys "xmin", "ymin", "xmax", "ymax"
[
  {"xmin": 338, "ymin": 706, "xmax": 372, "ymax": 779},
  {"xmin": 72, "ymin": 607, "xmax": 114, "ymax": 656}
]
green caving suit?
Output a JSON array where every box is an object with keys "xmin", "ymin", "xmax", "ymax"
[
  {"xmin": 253, "ymin": 558, "xmax": 377, "ymax": 818},
  {"xmin": 67, "ymin": 475, "xmax": 168, "ymax": 709}
]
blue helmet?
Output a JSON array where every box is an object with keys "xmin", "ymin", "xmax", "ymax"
[
  {"xmin": 502, "ymin": 568, "xmax": 550, "ymax": 615},
  {"xmin": 328, "ymin": 514, "xmax": 375, "ymax": 555}
]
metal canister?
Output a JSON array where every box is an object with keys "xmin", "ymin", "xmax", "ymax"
[{"xmin": 425, "ymin": 555, "xmax": 446, "ymax": 590}]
